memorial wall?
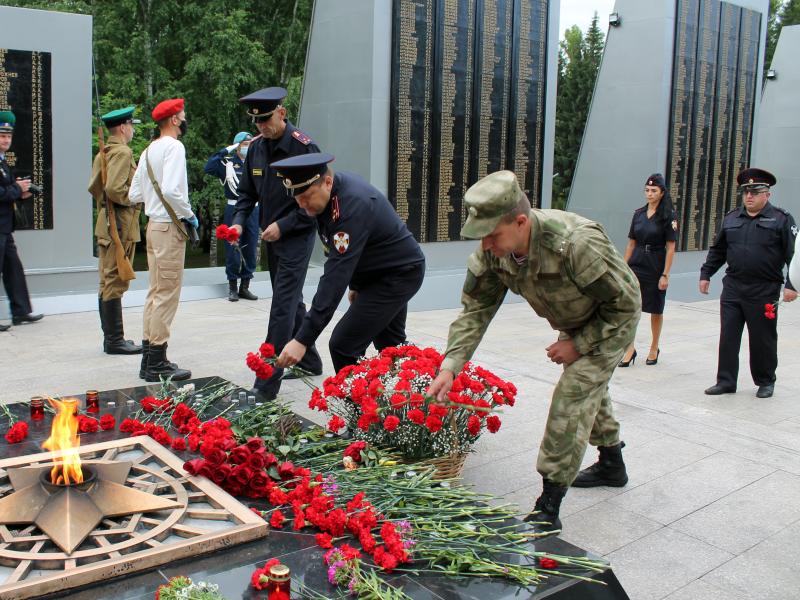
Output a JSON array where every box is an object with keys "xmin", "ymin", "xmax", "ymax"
[
  {"xmin": 389, "ymin": 0, "xmax": 550, "ymax": 242},
  {"xmin": 0, "ymin": 48, "xmax": 53, "ymax": 230},
  {"xmin": 667, "ymin": 0, "xmax": 761, "ymax": 250}
]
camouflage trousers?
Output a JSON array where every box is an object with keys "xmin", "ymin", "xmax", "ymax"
[{"xmin": 536, "ymin": 346, "xmax": 625, "ymax": 487}]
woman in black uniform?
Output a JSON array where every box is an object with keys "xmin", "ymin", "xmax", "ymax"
[{"xmin": 619, "ymin": 173, "xmax": 677, "ymax": 366}]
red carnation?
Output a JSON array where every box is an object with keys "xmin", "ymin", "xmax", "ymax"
[
  {"xmin": 99, "ymin": 414, "xmax": 116, "ymax": 431},
  {"xmin": 78, "ymin": 416, "xmax": 99, "ymax": 433},
  {"xmin": 4, "ymin": 421, "xmax": 29, "ymax": 444},
  {"xmin": 539, "ymin": 557, "xmax": 559, "ymax": 569},
  {"xmin": 344, "ymin": 441, "xmax": 367, "ymax": 463},
  {"xmin": 486, "ymin": 415, "xmax": 501, "ymax": 433},
  {"xmin": 315, "ymin": 533, "xmax": 333, "ymax": 548},
  {"xmin": 270, "ymin": 510, "xmax": 286, "ymax": 529},
  {"xmin": 467, "ymin": 414, "xmax": 481, "ymax": 436},
  {"xmin": 170, "ymin": 437, "xmax": 187, "ymax": 451},
  {"xmin": 407, "ymin": 409, "xmax": 425, "ymax": 425},
  {"xmin": 259, "ymin": 342, "xmax": 275, "ymax": 358},
  {"xmin": 425, "ymin": 415, "xmax": 443, "ymax": 433},
  {"xmin": 383, "ymin": 415, "xmax": 400, "ymax": 432},
  {"xmin": 327, "ymin": 415, "xmax": 346, "ymax": 433}
]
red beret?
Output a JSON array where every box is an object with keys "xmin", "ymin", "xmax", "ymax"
[{"xmin": 151, "ymin": 98, "xmax": 184, "ymax": 121}]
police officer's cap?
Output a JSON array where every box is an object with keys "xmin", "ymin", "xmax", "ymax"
[
  {"xmin": 736, "ymin": 167, "xmax": 776, "ymax": 191},
  {"xmin": 101, "ymin": 106, "xmax": 140, "ymax": 128},
  {"xmin": 645, "ymin": 173, "xmax": 667, "ymax": 190},
  {"xmin": 460, "ymin": 170, "xmax": 524, "ymax": 239},
  {"xmin": 271, "ymin": 152, "xmax": 335, "ymax": 196},
  {"xmin": 0, "ymin": 110, "xmax": 15, "ymax": 133},
  {"xmin": 239, "ymin": 87, "xmax": 287, "ymax": 119}
]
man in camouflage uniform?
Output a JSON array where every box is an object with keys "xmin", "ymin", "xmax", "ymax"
[
  {"xmin": 428, "ymin": 171, "xmax": 641, "ymax": 533},
  {"xmin": 88, "ymin": 106, "xmax": 143, "ymax": 354}
]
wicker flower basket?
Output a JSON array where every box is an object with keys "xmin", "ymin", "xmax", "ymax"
[
  {"xmin": 419, "ymin": 452, "xmax": 468, "ymax": 480},
  {"xmin": 411, "ymin": 413, "xmax": 468, "ymax": 480}
]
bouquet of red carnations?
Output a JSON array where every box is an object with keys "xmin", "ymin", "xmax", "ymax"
[{"xmin": 309, "ymin": 345, "xmax": 516, "ymax": 460}]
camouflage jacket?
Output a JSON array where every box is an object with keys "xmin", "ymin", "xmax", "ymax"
[
  {"xmin": 441, "ymin": 209, "xmax": 642, "ymax": 374},
  {"xmin": 88, "ymin": 135, "xmax": 141, "ymax": 243}
]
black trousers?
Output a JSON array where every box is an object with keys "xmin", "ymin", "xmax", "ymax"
[
  {"xmin": 329, "ymin": 261, "xmax": 425, "ymax": 373},
  {"xmin": 254, "ymin": 233, "xmax": 322, "ymax": 396},
  {"xmin": 716, "ymin": 295, "xmax": 778, "ymax": 389},
  {"xmin": 0, "ymin": 232, "xmax": 32, "ymax": 318}
]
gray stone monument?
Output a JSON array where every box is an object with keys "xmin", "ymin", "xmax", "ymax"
[
  {"xmin": 751, "ymin": 25, "xmax": 800, "ymax": 218},
  {"xmin": 300, "ymin": 0, "xmax": 559, "ymax": 244},
  {"xmin": 567, "ymin": 0, "xmax": 769, "ymax": 252},
  {"xmin": 0, "ymin": 6, "xmax": 93, "ymax": 314}
]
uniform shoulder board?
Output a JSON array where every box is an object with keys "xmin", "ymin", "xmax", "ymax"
[
  {"xmin": 251, "ymin": 133, "xmax": 264, "ymax": 142},
  {"xmin": 776, "ymin": 206, "xmax": 790, "ymax": 215},
  {"xmin": 291, "ymin": 129, "xmax": 312, "ymax": 145},
  {"xmin": 725, "ymin": 207, "xmax": 738, "ymax": 216}
]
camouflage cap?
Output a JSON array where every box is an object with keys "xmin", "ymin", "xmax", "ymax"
[{"xmin": 460, "ymin": 170, "xmax": 523, "ymax": 239}]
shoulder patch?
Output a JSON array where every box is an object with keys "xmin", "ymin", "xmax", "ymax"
[{"xmin": 292, "ymin": 130, "xmax": 312, "ymax": 145}]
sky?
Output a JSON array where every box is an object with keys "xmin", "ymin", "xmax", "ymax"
[{"xmin": 559, "ymin": 0, "xmax": 617, "ymax": 38}]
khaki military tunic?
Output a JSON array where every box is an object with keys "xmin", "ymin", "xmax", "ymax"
[
  {"xmin": 88, "ymin": 135, "xmax": 140, "ymax": 300},
  {"xmin": 442, "ymin": 209, "xmax": 641, "ymax": 486}
]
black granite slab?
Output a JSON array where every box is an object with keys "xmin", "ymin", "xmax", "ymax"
[{"xmin": 1, "ymin": 379, "xmax": 630, "ymax": 600}]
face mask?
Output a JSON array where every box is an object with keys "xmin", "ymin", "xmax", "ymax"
[
  {"xmin": 178, "ymin": 119, "xmax": 188, "ymax": 136},
  {"xmin": 239, "ymin": 146, "xmax": 248, "ymax": 158}
]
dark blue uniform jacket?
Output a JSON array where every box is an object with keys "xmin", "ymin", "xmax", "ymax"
[
  {"xmin": 701, "ymin": 203, "xmax": 796, "ymax": 299},
  {"xmin": 0, "ymin": 156, "xmax": 21, "ymax": 234},
  {"xmin": 295, "ymin": 171, "xmax": 425, "ymax": 346},
  {"xmin": 232, "ymin": 121, "xmax": 319, "ymax": 247}
]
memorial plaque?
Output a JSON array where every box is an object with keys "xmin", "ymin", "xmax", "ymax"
[
  {"xmin": 0, "ymin": 48, "xmax": 53, "ymax": 230},
  {"xmin": 390, "ymin": 0, "xmax": 549, "ymax": 242},
  {"xmin": 667, "ymin": 0, "xmax": 761, "ymax": 250}
]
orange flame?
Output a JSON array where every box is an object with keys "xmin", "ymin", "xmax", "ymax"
[{"xmin": 41, "ymin": 398, "xmax": 83, "ymax": 485}]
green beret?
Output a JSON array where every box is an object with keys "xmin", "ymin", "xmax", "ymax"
[
  {"xmin": 0, "ymin": 110, "xmax": 15, "ymax": 133},
  {"xmin": 101, "ymin": 106, "xmax": 138, "ymax": 128},
  {"xmin": 460, "ymin": 170, "xmax": 524, "ymax": 239}
]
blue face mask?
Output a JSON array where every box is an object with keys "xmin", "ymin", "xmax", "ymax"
[{"xmin": 239, "ymin": 146, "xmax": 248, "ymax": 158}]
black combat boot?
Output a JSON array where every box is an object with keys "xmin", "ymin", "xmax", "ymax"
[
  {"xmin": 144, "ymin": 343, "xmax": 191, "ymax": 382},
  {"xmin": 524, "ymin": 479, "xmax": 567, "ymax": 534},
  {"xmin": 140, "ymin": 340, "xmax": 179, "ymax": 379},
  {"xmin": 0, "ymin": 323, "xmax": 9, "ymax": 332},
  {"xmin": 238, "ymin": 278, "xmax": 258, "ymax": 301},
  {"xmin": 139, "ymin": 340, "xmax": 150, "ymax": 379},
  {"xmin": 571, "ymin": 442, "xmax": 628, "ymax": 488},
  {"xmin": 228, "ymin": 280, "xmax": 239, "ymax": 302},
  {"xmin": 100, "ymin": 298, "xmax": 142, "ymax": 354}
]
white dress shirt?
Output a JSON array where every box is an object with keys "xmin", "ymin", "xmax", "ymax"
[{"xmin": 130, "ymin": 136, "xmax": 193, "ymax": 222}]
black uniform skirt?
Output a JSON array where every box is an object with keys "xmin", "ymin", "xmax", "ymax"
[{"xmin": 630, "ymin": 248, "xmax": 667, "ymax": 315}]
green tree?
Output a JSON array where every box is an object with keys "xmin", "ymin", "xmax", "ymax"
[{"xmin": 552, "ymin": 14, "xmax": 604, "ymax": 209}]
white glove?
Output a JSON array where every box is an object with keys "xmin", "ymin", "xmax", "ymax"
[{"xmin": 225, "ymin": 144, "xmax": 238, "ymax": 153}]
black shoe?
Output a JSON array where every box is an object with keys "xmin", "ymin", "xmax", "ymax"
[
  {"xmin": 704, "ymin": 384, "xmax": 736, "ymax": 395},
  {"xmin": 238, "ymin": 279, "xmax": 258, "ymax": 301},
  {"xmin": 0, "ymin": 323, "xmax": 9, "ymax": 332},
  {"xmin": 646, "ymin": 349, "xmax": 660, "ymax": 365},
  {"xmin": 12, "ymin": 313, "xmax": 43, "ymax": 325},
  {"xmin": 618, "ymin": 349, "xmax": 637, "ymax": 368},
  {"xmin": 572, "ymin": 441, "xmax": 628, "ymax": 487},
  {"xmin": 228, "ymin": 281, "xmax": 239, "ymax": 302},
  {"xmin": 523, "ymin": 480, "xmax": 567, "ymax": 535},
  {"xmin": 143, "ymin": 342, "xmax": 191, "ymax": 382},
  {"xmin": 100, "ymin": 298, "xmax": 143, "ymax": 354},
  {"xmin": 756, "ymin": 384, "xmax": 774, "ymax": 398}
]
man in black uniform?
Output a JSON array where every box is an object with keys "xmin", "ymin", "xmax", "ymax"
[
  {"xmin": 700, "ymin": 168, "xmax": 797, "ymax": 398},
  {"xmin": 271, "ymin": 153, "xmax": 426, "ymax": 373},
  {"xmin": 229, "ymin": 87, "xmax": 323, "ymax": 399},
  {"xmin": 0, "ymin": 110, "xmax": 43, "ymax": 331}
]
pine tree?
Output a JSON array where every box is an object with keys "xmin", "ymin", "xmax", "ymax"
[{"xmin": 552, "ymin": 14, "xmax": 605, "ymax": 209}]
